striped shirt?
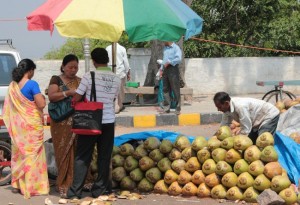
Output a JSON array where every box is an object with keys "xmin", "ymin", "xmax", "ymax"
[{"xmin": 76, "ymin": 67, "xmax": 121, "ymax": 124}]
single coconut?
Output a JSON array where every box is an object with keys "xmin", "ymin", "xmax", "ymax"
[
  {"xmin": 211, "ymin": 184, "xmax": 227, "ymax": 199},
  {"xmin": 226, "ymin": 186, "xmax": 244, "ymax": 201},
  {"xmin": 154, "ymin": 179, "xmax": 169, "ymax": 194},
  {"xmin": 177, "ymin": 170, "xmax": 192, "ymax": 185},
  {"xmin": 256, "ymin": 132, "xmax": 274, "ymax": 148},
  {"xmin": 143, "ymin": 137, "xmax": 161, "ymax": 151},
  {"xmin": 248, "ymin": 160, "xmax": 265, "ymax": 177},
  {"xmin": 164, "ymin": 169, "xmax": 178, "ymax": 184},
  {"xmin": 184, "ymin": 157, "xmax": 201, "ymax": 173},
  {"xmin": 191, "ymin": 136, "xmax": 208, "ymax": 151},
  {"xmin": 159, "ymin": 139, "xmax": 173, "ymax": 154},
  {"xmin": 225, "ymin": 148, "xmax": 242, "ymax": 164},
  {"xmin": 216, "ymin": 125, "xmax": 232, "ymax": 140},
  {"xmin": 168, "ymin": 181, "xmax": 182, "ymax": 196},
  {"xmin": 221, "ymin": 172, "xmax": 238, "ymax": 188},
  {"xmin": 253, "ymin": 174, "xmax": 271, "ymax": 191},
  {"xmin": 139, "ymin": 156, "xmax": 155, "ymax": 171},
  {"xmin": 174, "ymin": 135, "xmax": 191, "ymax": 151},
  {"xmin": 157, "ymin": 157, "xmax": 172, "ymax": 172},
  {"xmin": 215, "ymin": 161, "xmax": 233, "ymax": 176},
  {"xmin": 145, "ymin": 167, "xmax": 162, "ymax": 184},
  {"xmin": 124, "ymin": 156, "xmax": 139, "ymax": 172},
  {"xmin": 212, "ymin": 148, "xmax": 227, "ymax": 162},
  {"xmin": 260, "ymin": 145, "xmax": 278, "ymax": 162},
  {"xmin": 197, "ymin": 148, "xmax": 211, "ymax": 164},
  {"xmin": 191, "ymin": 170, "xmax": 206, "ymax": 185},
  {"xmin": 111, "ymin": 154, "xmax": 125, "ymax": 168},
  {"xmin": 233, "ymin": 135, "xmax": 253, "ymax": 151},
  {"xmin": 171, "ymin": 159, "xmax": 186, "ymax": 174},
  {"xmin": 205, "ymin": 172, "xmax": 221, "ymax": 188},
  {"xmin": 119, "ymin": 143, "xmax": 134, "ymax": 156},
  {"xmin": 202, "ymin": 159, "xmax": 217, "ymax": 175},
  {"xmin": 221, "ymin": 137, "xmax": 234, "ymax": 150},
  {"xmin": 182, "ymin": 182, "xmax": 198, "ymax": 196},
  {"xmin": 168, "ymin": 148, "xmax": 182, "ymax": 161},
  {"xmin": 132, "ymin": 144, "xmax": 148, "ymax": 160},
  {"xmin": 233, "ymin": 159, "xmax": 249, "ymax": 175},
  {"xmin": 137, "ymin": 178, "xmax": 154, "ymax": 192},
  {"xmin": 243, "ymin": 187, "xmax": 259, "ymax": 203},
  {"xmin": 237, "ymin": 172, "xmax": 254, "ymax": 189},
  {"xmin": 112, "ymin": 167, "xmax": 127, "ymax": 182},
  {"xmin": 271, "ymin": 175, "xmax": 292, "ymax": 193},
  {"xmin": 149, "ymin": 149, "xmax": 164, "ymax": 162},
  {"xmin": 207, "ymin": 137, "xmax": 222, "ymax": 151},
  {"xmin": 120, "ymin": 176, "xmax": 136, "ymax": 190},
  {"xmin": 244, "ymin": 145, "xmax": 261, "ymax": 163},
  {"xmin": 279, "ymin": 188, "xmax": 298, "ymax": 205},
  {"xmin": 129, "ymin": 168, "xmax": 144, "ymax": 182},
  {"xmin": 264, "ymin": 161, "xmax": 283, "ymax": 179},
  {"xmin": 181, "ymin": 147, "xmax": 196, "ymax": 161},
  {"xmin": 197, "ymin": 182, "xmax": 211, "ymax": 198}
]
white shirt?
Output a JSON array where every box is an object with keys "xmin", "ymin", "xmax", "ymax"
[
  {"xmin": 106, "ymin": 43, "xmax": 130, "ymax": 79},
  {"xmin": 221, "ymin": 97, "xmax": 280, "ymax": 135},
  {"xmin": 76, "ymin": 68, "xmax": 121, "ymax": 124}
]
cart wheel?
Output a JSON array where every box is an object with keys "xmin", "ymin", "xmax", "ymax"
[
  {"xmin": 262, "ymin": 90, "xmax": 296, "ymax": 104},
  {"xmin": 0, "ymin": 141, "xmax": 12, "ymax": 186}
]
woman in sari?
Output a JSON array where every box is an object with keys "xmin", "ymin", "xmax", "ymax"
[
  {"xmin": 47, "ymin": 54, "xmax": 81, "ymax": 197},
  {"xmin": 2, "ymin": 59, "xmax": 49, "ymax": 199}
]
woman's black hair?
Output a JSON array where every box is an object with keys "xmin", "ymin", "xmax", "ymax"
[
  {"xmin": 60, "ymin": 54, "xmax": 79, "ymax": 73},
  {"xmin": 12, "ymin": 58, "xmax": 36, "ymax": 82},
  {"xmin": 213, "ymin": 92, "xmax": 231, "ymax": 104}
]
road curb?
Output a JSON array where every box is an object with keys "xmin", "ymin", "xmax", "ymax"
[{"xmin": 115, "ymin": 112, "xmax": 222, "ymax": 127}]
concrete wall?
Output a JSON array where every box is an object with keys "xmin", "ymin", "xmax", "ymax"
[{"xmin": 33, "ymin": 52, "xmax": 300, "ymax": 96}]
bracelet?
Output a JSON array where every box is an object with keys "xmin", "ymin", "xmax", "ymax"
[{"xmin": 62, "ymin": 91, "xmax": 68, "ymax": 98}]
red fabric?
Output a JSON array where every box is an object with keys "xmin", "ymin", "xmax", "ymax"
[{"xmin": 26, "ymin": 0, "xmax": 72, "ymax": 33}]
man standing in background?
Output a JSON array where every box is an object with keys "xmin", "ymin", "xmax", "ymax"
[
  {"xmin": 106, "ymin": 43, "xmax": 131, "ymax": 114},
  {"xmin": 160, "ymin": 41, "xmax": 182, "ymax": 115}
]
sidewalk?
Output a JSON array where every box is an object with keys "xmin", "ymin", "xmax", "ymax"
[{"xmin": 115, "ymin": 94, "xmax": 264, "ymax": 127}]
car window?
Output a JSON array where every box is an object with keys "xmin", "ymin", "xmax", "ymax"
[{"xmin": 0, "ymin": 54, "xmax": 16, "ymax": 86}]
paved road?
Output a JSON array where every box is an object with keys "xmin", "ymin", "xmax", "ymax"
[{"xmin": 0, "ymin": 123, "xmax": 251, "ymax": 205}]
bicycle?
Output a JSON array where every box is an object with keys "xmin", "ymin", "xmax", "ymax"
[{"xmin": 256, "ymin": 80, "xmax": 298, "ymax": 103}]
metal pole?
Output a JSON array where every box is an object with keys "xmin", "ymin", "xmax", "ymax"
[
  {"xmin": 112, "ymin": 42, "xmax": 117, "ymax": 73},
  {"xmin": 84, "ymin": 38, "xmax": 90, "ymax": 72}
]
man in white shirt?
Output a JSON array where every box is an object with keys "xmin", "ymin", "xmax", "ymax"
[
  {"xmin": 213, "ymin": 92, "xmax": 280, "ymax": 143},
  {"xmin": 106, "ymin": 43, "xmax": 130, "ymax": 114}
]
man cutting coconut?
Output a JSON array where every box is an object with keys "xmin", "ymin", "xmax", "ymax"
[{"xmin": 213, "ymin": 91, "xmax": 280, "ymax": 143}]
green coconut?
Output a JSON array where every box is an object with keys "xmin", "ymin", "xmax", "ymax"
[
  {"xmin": 253, "ymin": 174, "xmax": 271, "ymax": 191},
  {"xmin": 119, "ymin": 143, "xmax": 134, "ymax": 156},
  {"xmin": 168, "ymin": 181, "xmax": 182, "ymax": 196},
  {"xmin": 233, "ymin": 135, "xmax": 253, "ymax": 151},
  {"xmin": 111, "ymin": 154, "xmax": 125, "ymax": 168},
  {"xmin": 271, "ymin": 175, "xmax": 292, "ymax": 193},
  {"xmin": 226, "ymin": 186, "xmax": 244, "ymax": 201},
  {"xmin": 132, "ymin": 144, "xmax": 148, "ymax": 160},
  {"xmin": 177, "ymin": 170, "xmax": 192, "ymax": 185},
  {"xmin": 184, "ymin": 157, "xmax": 201, "ymax": 173},
  {"xmin": 112, "ymin": 145, "xmax": 120, "ymax": 156},
  {"xmin": 237, "ymin": 172, "xmax": 254, "ymax": 189},
  {"xmin": 216, "ymin": 125, "xmax": 232, "ymax": 140},
  {"xmin": 157, "ymin": 157, "xmax": 172, "ymax": 172},
  {"xmin": 256, "ymin": 132, "xmax": 274, "ymax": 148},
  {"xmin": 164, "ymin": 169, "xmax": 178, "ymax": 184},
  {"xmin": 221, "ymin": 137, "xmax": 234, "ymax": 150},
  {"xmin": 207, "ymin": 137, "xmax": 222, "ymax": 151},
  {"xmin": 174, "ymin": 135, "xmax": 191, "ymax": 151},
  {"xmin": 197, "ymin": 148, "xmax": 211, "ymax": 164},
  {"xmin": 137, "ymin": 178, "xmax": 154, "ymax": 192},
  {"xmin": 149, "ymin": 149, "xmax": 164, "ymax": 162},
  {"xmin": 139, "ymin": 156, "xmax": 155, "ymax": 171},
  {"xmin": 143, "ymin": 137, "xmax": 161, "ymax": 151},
  {"xmin": 244, "ymin": 145, "xmax": 261, "ymax": 163},
  {"xmin": 211, "ymin": 184, "xmax": 227, "ymax": 199},
  {"xmin": 197, "ymin": 182, "xmax": 211, "ymax": 198},
  {"xmin": 233, "ymin": 159, "xmax": 249, "ymax": 175},
  {"xmin": 264, "ymin": 161, "xmax": 283, "ymax": 179},
  {"xmin": 202, "ymin": 159, "xmax": 217, "ymax": 175},
  {"xmin": 120, "ymin": 176, "xmax": 136, "ymax": 190},
  {"xmin": 145, "ymin": 167, "xmax": 162, "ymax": 184},
  {"xmin": 248, "ymin": 160, "xmax": 265, "ymax": 177},
  {"xmin": 129, "ymin": 168, "xmax": 144, "ymax": 182},
  {"xmin": 279, "ymin": 188, "xmax": 298, "ymax": 205},
  {"xmin": 154, "ymin": 179, "xmax": 169, "ymax": 194},
  {"xmin": 112, "ymin": 167, "xmax": 127, "ymax": 182},
  {"xmin": 191, "ymin": 170, "xmax": 206, "ymax": 185},
  {"xmin": 168, "ymin": 148, "xmax": 182, "ymax": 161},
  {"xmin": 182, "ymin": 182, "xmax": 198, "ymax": 196},
  {"xmin": 212, "ymin": 148, "xmax": 227, "ymax": 162},
  {"xmin": 215, "ymin": 161, "xmax": 233, "ymax": 176},
  {"xmin": 181, "ymin": 147, "xmax": 196, "ymax": 161},
  {"xmin": 243, "ymin": 187, "xmax": 259, "ymax": 203},
  {"xmin": 221, "ymin": 172, "xmax": 238, "ymax": 188},
  {"xmin": 191, "ymin": 136, "xmax": 208, "ymax": 151},
  {"xmin": 225, "ymin": 148, "xmax": 242, "ymax": 164},
  {"xmin": 260, "ymin": 145, "xmax": 278, "ymax": 163},
  {"xmin": 124, "ymin": 155, "xmax": 139, "ymax": 172},
  {"xmin": 159, "ymin": 139, "xmax": 173, "ymax": 154},
  {"xmin": 205, "ymin": 173, "xmax": 221, "ymax": 188},
  {"xmin": 171, "ymin": 159, "xmax": 186, "ymax": 174}
]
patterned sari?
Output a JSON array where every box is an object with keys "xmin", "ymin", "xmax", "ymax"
[
  {"xmin": 2, "ymin": 82, "xmax": 49, "ymax": 199},
  {"xmin": 49, "ymin": 76, "xmax": 80, "ymax": 194}
]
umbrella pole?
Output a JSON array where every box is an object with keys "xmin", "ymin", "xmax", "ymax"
[
  {"xmin": 112, "ymin": 42, "xmax": 117, "ymax": 73},
  {"xmin": 84, "ymin": 38, "xmax": 90, "ymax": 72}
]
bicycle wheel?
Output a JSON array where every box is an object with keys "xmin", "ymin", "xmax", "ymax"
[
  {"xmin": 263, "ymin": 90, "xmax": 296, "ymax": 104},
  {"xmin": 0, "ymin": 141, "xmax": 12, "ymax": 186}
]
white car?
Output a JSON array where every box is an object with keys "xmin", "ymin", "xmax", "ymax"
[{"xmin": 0, "ymin": 39, "xmax": 21, "ymax": 185}]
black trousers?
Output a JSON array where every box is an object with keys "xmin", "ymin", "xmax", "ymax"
[
  {"xmin": 248, "ymin": 114, "xmax": 280, "ymax": 143},
  {"xmin": 162, "ymin": 64, "xmax": 181, "ymax": 112},
  {"xmin": 67, "ymin": 123, "xmax": 115, "ymax": 198}
]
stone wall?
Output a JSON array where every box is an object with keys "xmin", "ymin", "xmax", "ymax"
[{"xmin": 34, "ymin": 52, "xmax": 300, "ymax": 96}]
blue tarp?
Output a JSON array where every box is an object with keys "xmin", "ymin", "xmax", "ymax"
[
  {"xmin": 115, "ymin": 130, "xmax": 300, "ymax": 186},
  {"xmin": 114, "ymin": 130, "xmax": 195, "ymax": 147},
  {"xmin": 274, "ymin": 131, "xmax": 300, "ymax": 186}
]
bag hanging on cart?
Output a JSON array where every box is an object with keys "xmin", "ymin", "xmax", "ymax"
[{"xmin": 71, "ymin": 71, "xmax": 103, "ymax": 135}]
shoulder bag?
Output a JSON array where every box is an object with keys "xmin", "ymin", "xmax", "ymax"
[
  {"xmin": 71, "ymin": 71, "xmax": 103, "ymax": 135},
  {"xmin": 48, "ymin": 76, "xmax": 74, "ymax": 122}
]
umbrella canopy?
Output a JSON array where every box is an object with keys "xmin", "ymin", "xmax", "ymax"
[{"xmin": 27, "ymin": 0, "xmax": 203, "ymax": 43}]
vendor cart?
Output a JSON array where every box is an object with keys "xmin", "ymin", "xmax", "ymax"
[{"xmin": 256, "ymin": 80, "xmax": 299, "ymax": 103}]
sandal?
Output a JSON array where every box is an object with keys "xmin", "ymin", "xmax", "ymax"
[{"xmin": 11, "ymin": 188, "xmax": 20, "ymax": 194}]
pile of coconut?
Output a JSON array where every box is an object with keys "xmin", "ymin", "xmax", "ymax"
[
  {"xmin": 275, "ymin": 97, "xmax": 300, "ymax": 113},
  {"xmin": 111, "ymin": 126, "xmax": 299, "ymax": 204}
]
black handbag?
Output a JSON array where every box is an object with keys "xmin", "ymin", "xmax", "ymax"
[
  {"xmin": 48, "ymin": 76, "xmax": 74, "ymax": 122},
  {"xmin": 71, "ymin": 71, "xmax": 103, "ymax": 135}
]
